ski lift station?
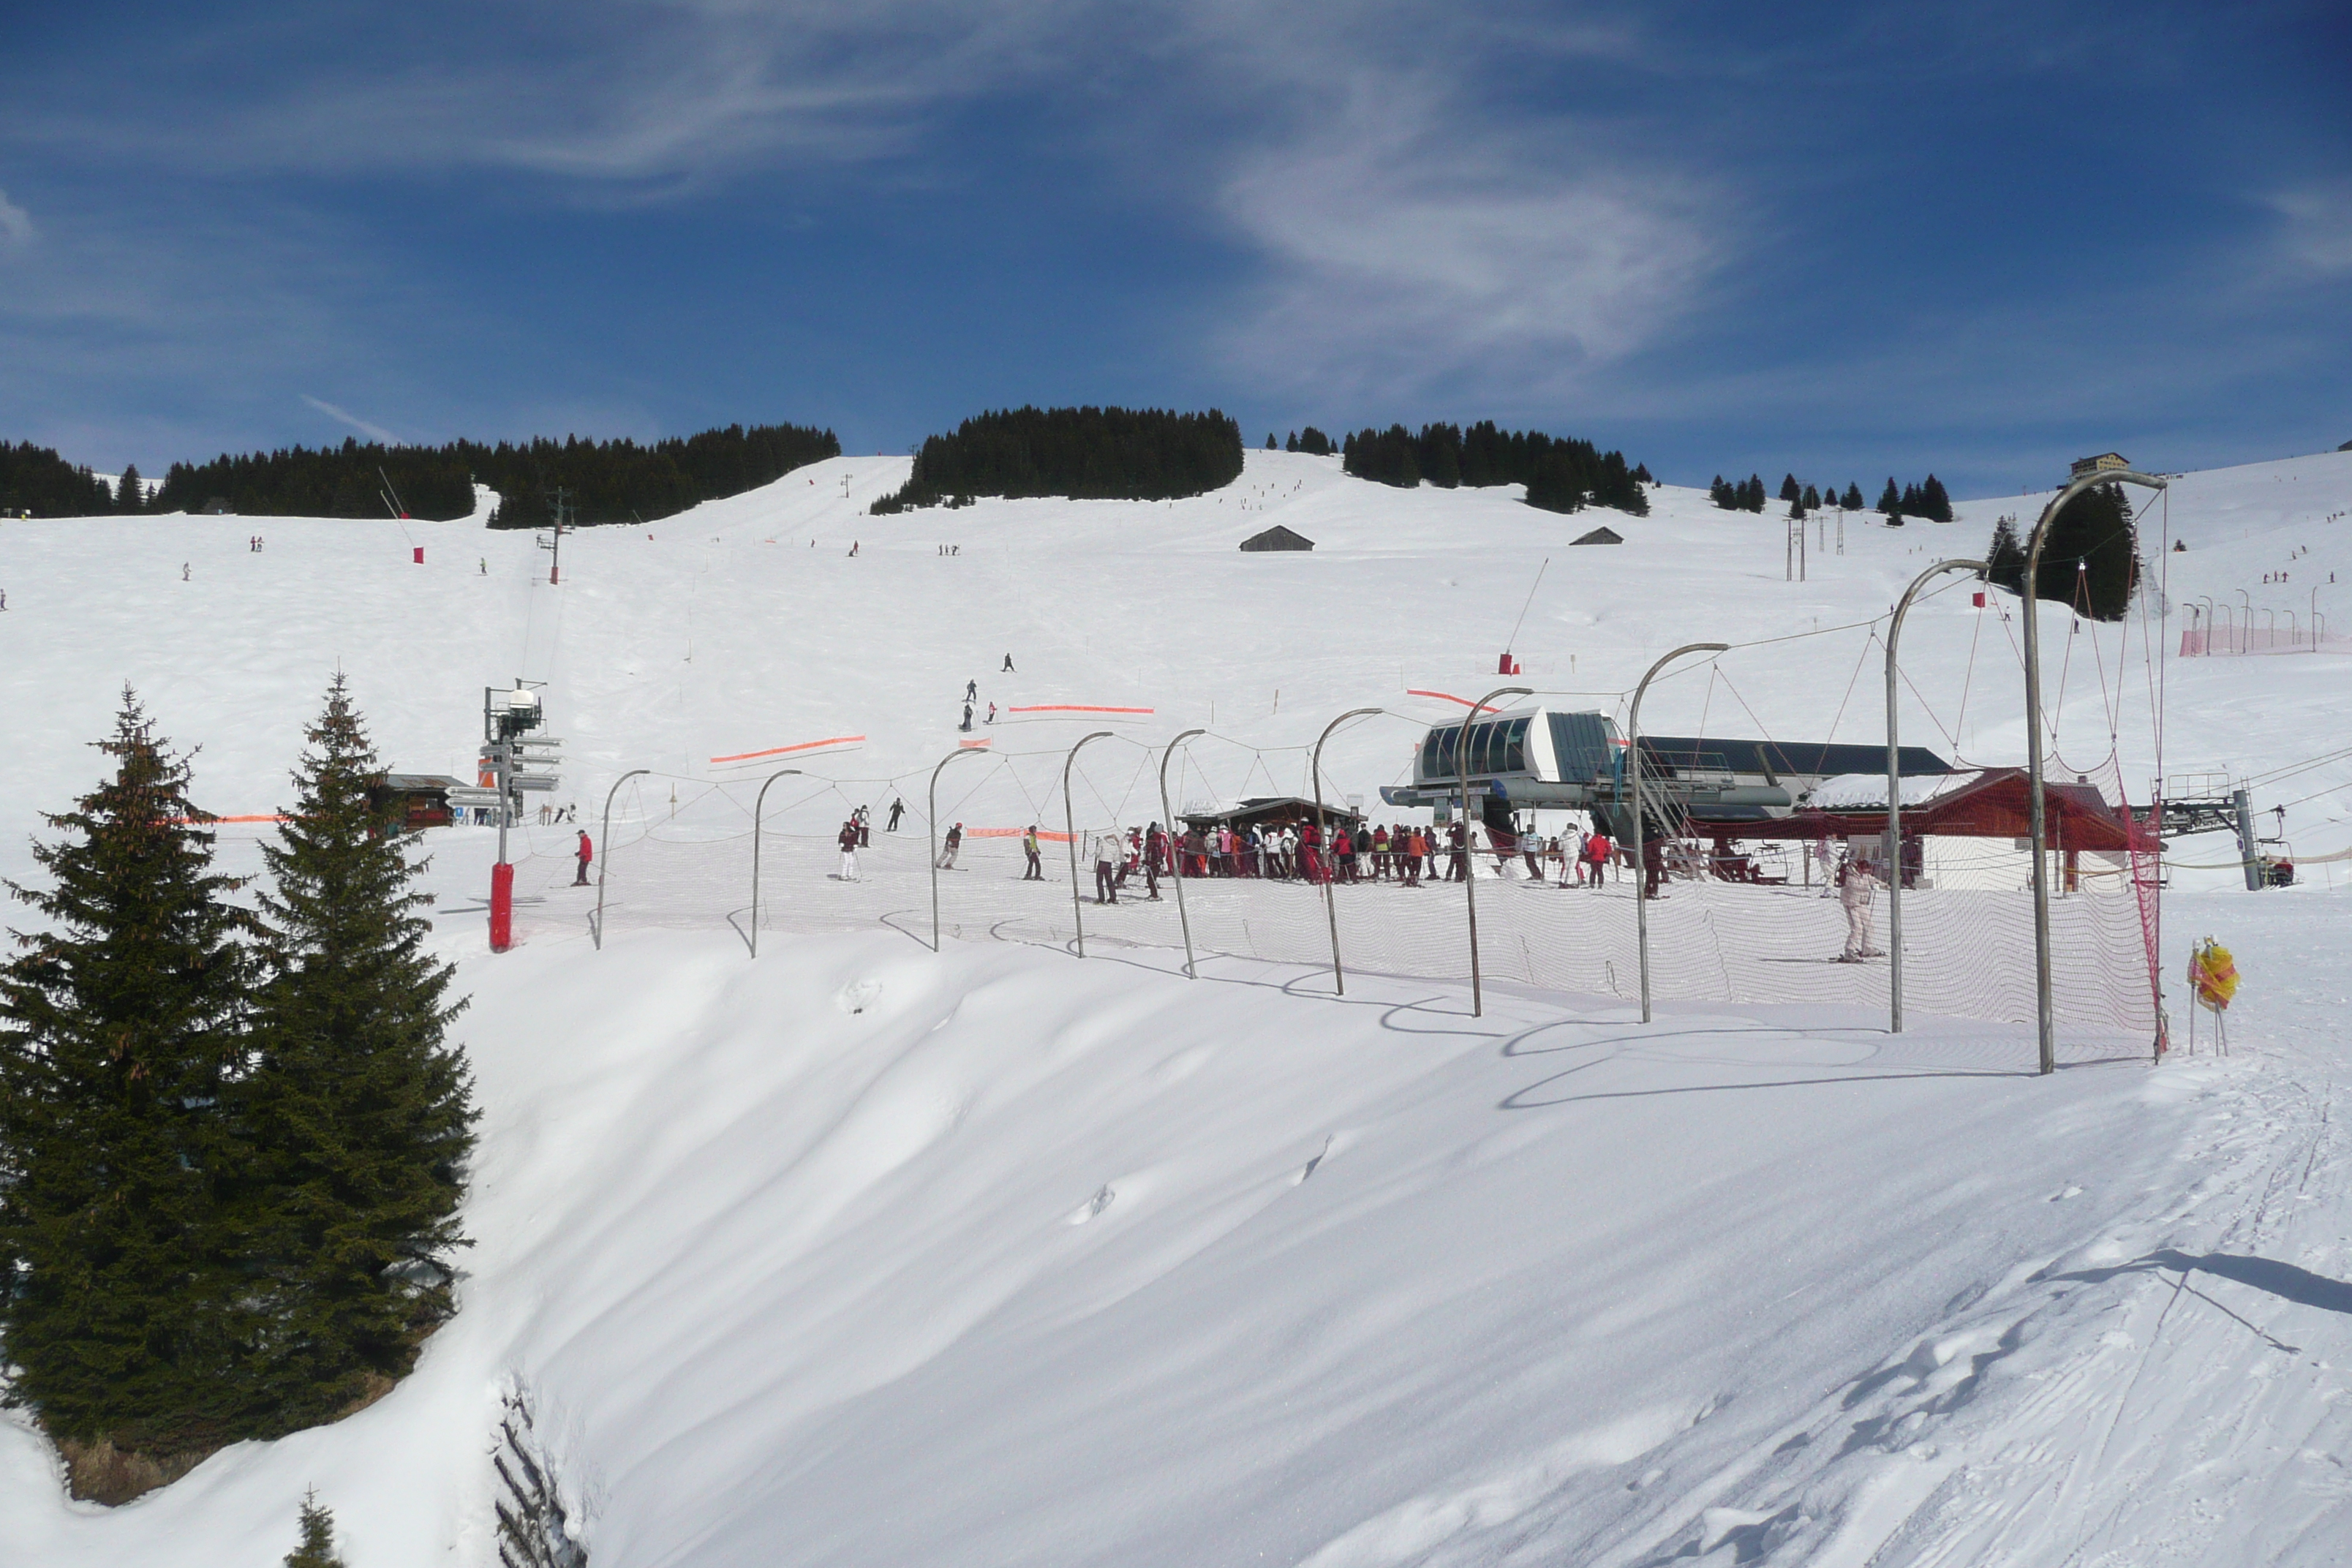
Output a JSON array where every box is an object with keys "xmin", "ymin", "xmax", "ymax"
[
  {"xmin": 1382, "ymin": 706, "xmax": 1953, "ymax": 832},
  {"xmin": 1381, "ymin": 706, "xmax": 2149, "ymax": 889}
]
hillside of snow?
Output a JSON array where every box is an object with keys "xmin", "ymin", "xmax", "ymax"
[{"xmin": 1, "ymin": 445, "xmax": 2351, "ymax": 1566}]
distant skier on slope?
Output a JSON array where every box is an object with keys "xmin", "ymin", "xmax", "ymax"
[
  {"xmin": 886, "ymin": 797, "xmax": 905, "ymax": 832},
  {"xmin": 574, "ymin": 829, "xmax": 593, "ymax": 886},
  {"xmin": 1001, "ymin": 654, "xmax": 1015, "ymax": 672},
  {"xmin": 960, "ymin": 702, "xmax": 973, "ymax": 733},
  {"xmin": 836, "ymin": 818, "xmax": 862, "ymax": 881},
  {"xmin": 936, "ymin": 822, "xmax": 964, "ymax": 870},
  {"xmin": 1022, "ymin": 826, "xmax": 1044, "ymax": 879},
  {"xmin": 965, "ymin": 679, "xmax": 979, "ymax": 702}
]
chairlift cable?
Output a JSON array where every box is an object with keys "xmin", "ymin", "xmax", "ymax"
[
  {"xmin": 1503, "ymin": 557, "xmax": 1550, "ymax": 654},
  {"xmin": 1821, "ymin": 630, "xmax": 1880, "ymax": 745}
]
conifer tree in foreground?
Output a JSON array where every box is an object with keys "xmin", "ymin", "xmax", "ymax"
[
  {"xmin": 238, "ymin": 675, "xmax": 476, "ymax": 1428},
  {"xmin": 285, "ymin": 1488, "xmax": 348, "ymax": 1567},
  {"xmin": 0, "ymin": 690, "xmax": 257, "ymax": 1461}
]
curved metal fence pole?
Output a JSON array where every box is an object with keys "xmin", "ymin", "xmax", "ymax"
[
  {"xmin": 927, "ymin": 746, "xmax": 990, "ymax": 953},
  {"xmin": 747, "ymin": 767, "xmax": 807, "ymax": 959},
  {"xmin": 1629, "ymin": 647, "xmax": 1725, "ymax": 1023},
  {"xmin": 2021, "ymin": 469, "xmax": 2166, "ymax": 1073},
  {"xmin": 1313, "ymin": 707, "xmax": 1383, "ymax": 995},
  {"xmin": 594, "ymin": 768, "xmax": 651, "ymax": 951},
  {"xmin": 1459, "ymin": 686, "xmax": 1530, "ymax": 1017},
  {"xmin": 1156, "ymin": 728, "xmax": 1207, "ymax": 978},
  {"xmin": 1885, "ymin": 561, "xmax": 1986, "ymax": 1031},
  {"xmin": 1062, "ymin": 731, "xmax": 1115, "ymax": 957}
]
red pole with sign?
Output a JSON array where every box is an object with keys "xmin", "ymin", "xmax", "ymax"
[{"xmin": 489, "ymin": 862, "xmax": 514, "ymax": 951}]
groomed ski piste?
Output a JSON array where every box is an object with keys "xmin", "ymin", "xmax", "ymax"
[{"xmin": 3, "ymin": 445, "xmax": 2351, "ymax": 1566}]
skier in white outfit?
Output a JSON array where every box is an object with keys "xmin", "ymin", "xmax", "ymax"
[{"xmin": 1836, "ymin": 852, "xmax": 1882, "ymax": 960}]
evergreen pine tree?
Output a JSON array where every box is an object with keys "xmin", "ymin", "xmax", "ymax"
[
  {"xmin": 1633, "ymin": 463, "xmax": 1653, "ymax": 484},
  {"xmin": 1710, "ymin": 475, "xmax": 1735, "ymax": 510},
  {"xmin": 1779, "ymin": 473, "xmax": 1801, "ymax": 503},
  {"xmin": 1984, "ymin": 485, "xmax": 2139, "ymax": 619},
  {"xmin": 238, "ymin": 676, "xmax": 475, "ymax": 1429},
  {"xmin": 1918, "ymin": 475, "xmax": 1952, "ymax": 522},
  {"xmin": 284, "ymin": 1488, "xmax": 347, "ymax": 1568},
  {"xmin": 1790, "ymin": 492, "xmax": 1807, "ymax": 519},
  {"xmin": 1842, "ymin": 482, "xmax": 1864, "ymax": 510},
  {"xmin": 115, "ymin": 465, "xmax": 143, "ymax": 514},
  {"xmin": 1877, "ymin": 478, "xmax": 1902, "ymax": 516},
  {"xmin": 1742, "ymin": 475, "xmax": 1767, "ymax": 512},
  {"xmin": 1266, "ymin": 433, "xmax": 1277, "ymax": 449},
  {"xmin": 1802, "ymin": 483, "xmax": 1820, "ymax": 510},
  {"xmin": 0, "ymin": 690, "xmax": 260, "ymax": 1460},
  {"xmin": 1284, "ymin": 431, "xmax": 1299, "ymax": 453},
  {"xmin": 1986, "ymin": 515, "xmax": 2024, "ymax": 588}
]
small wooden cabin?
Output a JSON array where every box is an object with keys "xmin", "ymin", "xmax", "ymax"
[{"xmin": 1240, "ymin": 525, "xmax": 1315, "ymax": 552}]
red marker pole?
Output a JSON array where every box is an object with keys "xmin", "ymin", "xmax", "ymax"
[{"xmin": 489, "ymin": 862, "xmax": 514, "ymax": 951}]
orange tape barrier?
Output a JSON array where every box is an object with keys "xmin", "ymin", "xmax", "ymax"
[
  {"xmin": 1406, "ymin": 689, "xmax": 1480, "ymax": 707},
  {"xmin": 1004, "ymin": 704, "xmax": 1155, "ymax": 715},
  {"xmin": 965, "ymin": 827, "xmax": 1072, "ymax": 841},
  {"xmin": 711, "ymin": 735, "xmax": 865, "ymax": 764},
  {"xmin": 959, "ymin": 737, "xmax": 992, "ymax": 749}
]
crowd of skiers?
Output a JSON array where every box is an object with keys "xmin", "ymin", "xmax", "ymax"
[
  {"xmin": 817, "ymin": 796, "xmax": 1887, "ymax": 960},
  {"xmin": 1036, "ymin": 816, "xmax": 1643, "ymax": 900}
]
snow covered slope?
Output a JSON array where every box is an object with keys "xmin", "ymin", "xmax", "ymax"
[{"xmin": 1, "ymin": 445, "xmax": 2350, "ymax": 1565}]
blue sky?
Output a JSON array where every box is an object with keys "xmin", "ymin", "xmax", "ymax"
[{"xmin": 2, "ymin": 1, "xmax": 2347, "ymax": 495}]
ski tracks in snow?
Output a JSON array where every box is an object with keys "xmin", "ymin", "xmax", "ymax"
[
  {"xmin": 1651, "ymin": 1046, "xmax": 2352, "ymax": 1567},
  {"xmin": 1277, "ymin": 1040, "xmax": 2352, "ymax": 1568}
]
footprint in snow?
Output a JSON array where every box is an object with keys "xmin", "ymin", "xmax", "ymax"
[
  {"xmin": 1294, "ymin": 1135, "xmax": 1333, "ymax": 1186},
  {"xmin": 837, "ymin": 979, "xmax": 883, "ymax": 1014}
]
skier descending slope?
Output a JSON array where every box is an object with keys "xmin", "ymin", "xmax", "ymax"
[{"xmin": 835, "ymin": 818, "xmax": 861, "ymax": 881}]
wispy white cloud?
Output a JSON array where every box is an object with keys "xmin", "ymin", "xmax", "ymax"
[
  {"xmin": 0, "ymin": 187, "xmax": 34, "ymax": 252},
  {"xmin": 12, "ymin": 1, "xmax": 1088, "ymax": 192},
  {"xmin": 300, "ymin": 394, "xmax": 404, "ymax": 445},
  {"xmin": 1211, "ymin": 83, "xmax": 1722, "ymax": 403},
  {"xmin": 2266, "ymin": 182, "xmax": 2352, "ymax": 277}
]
